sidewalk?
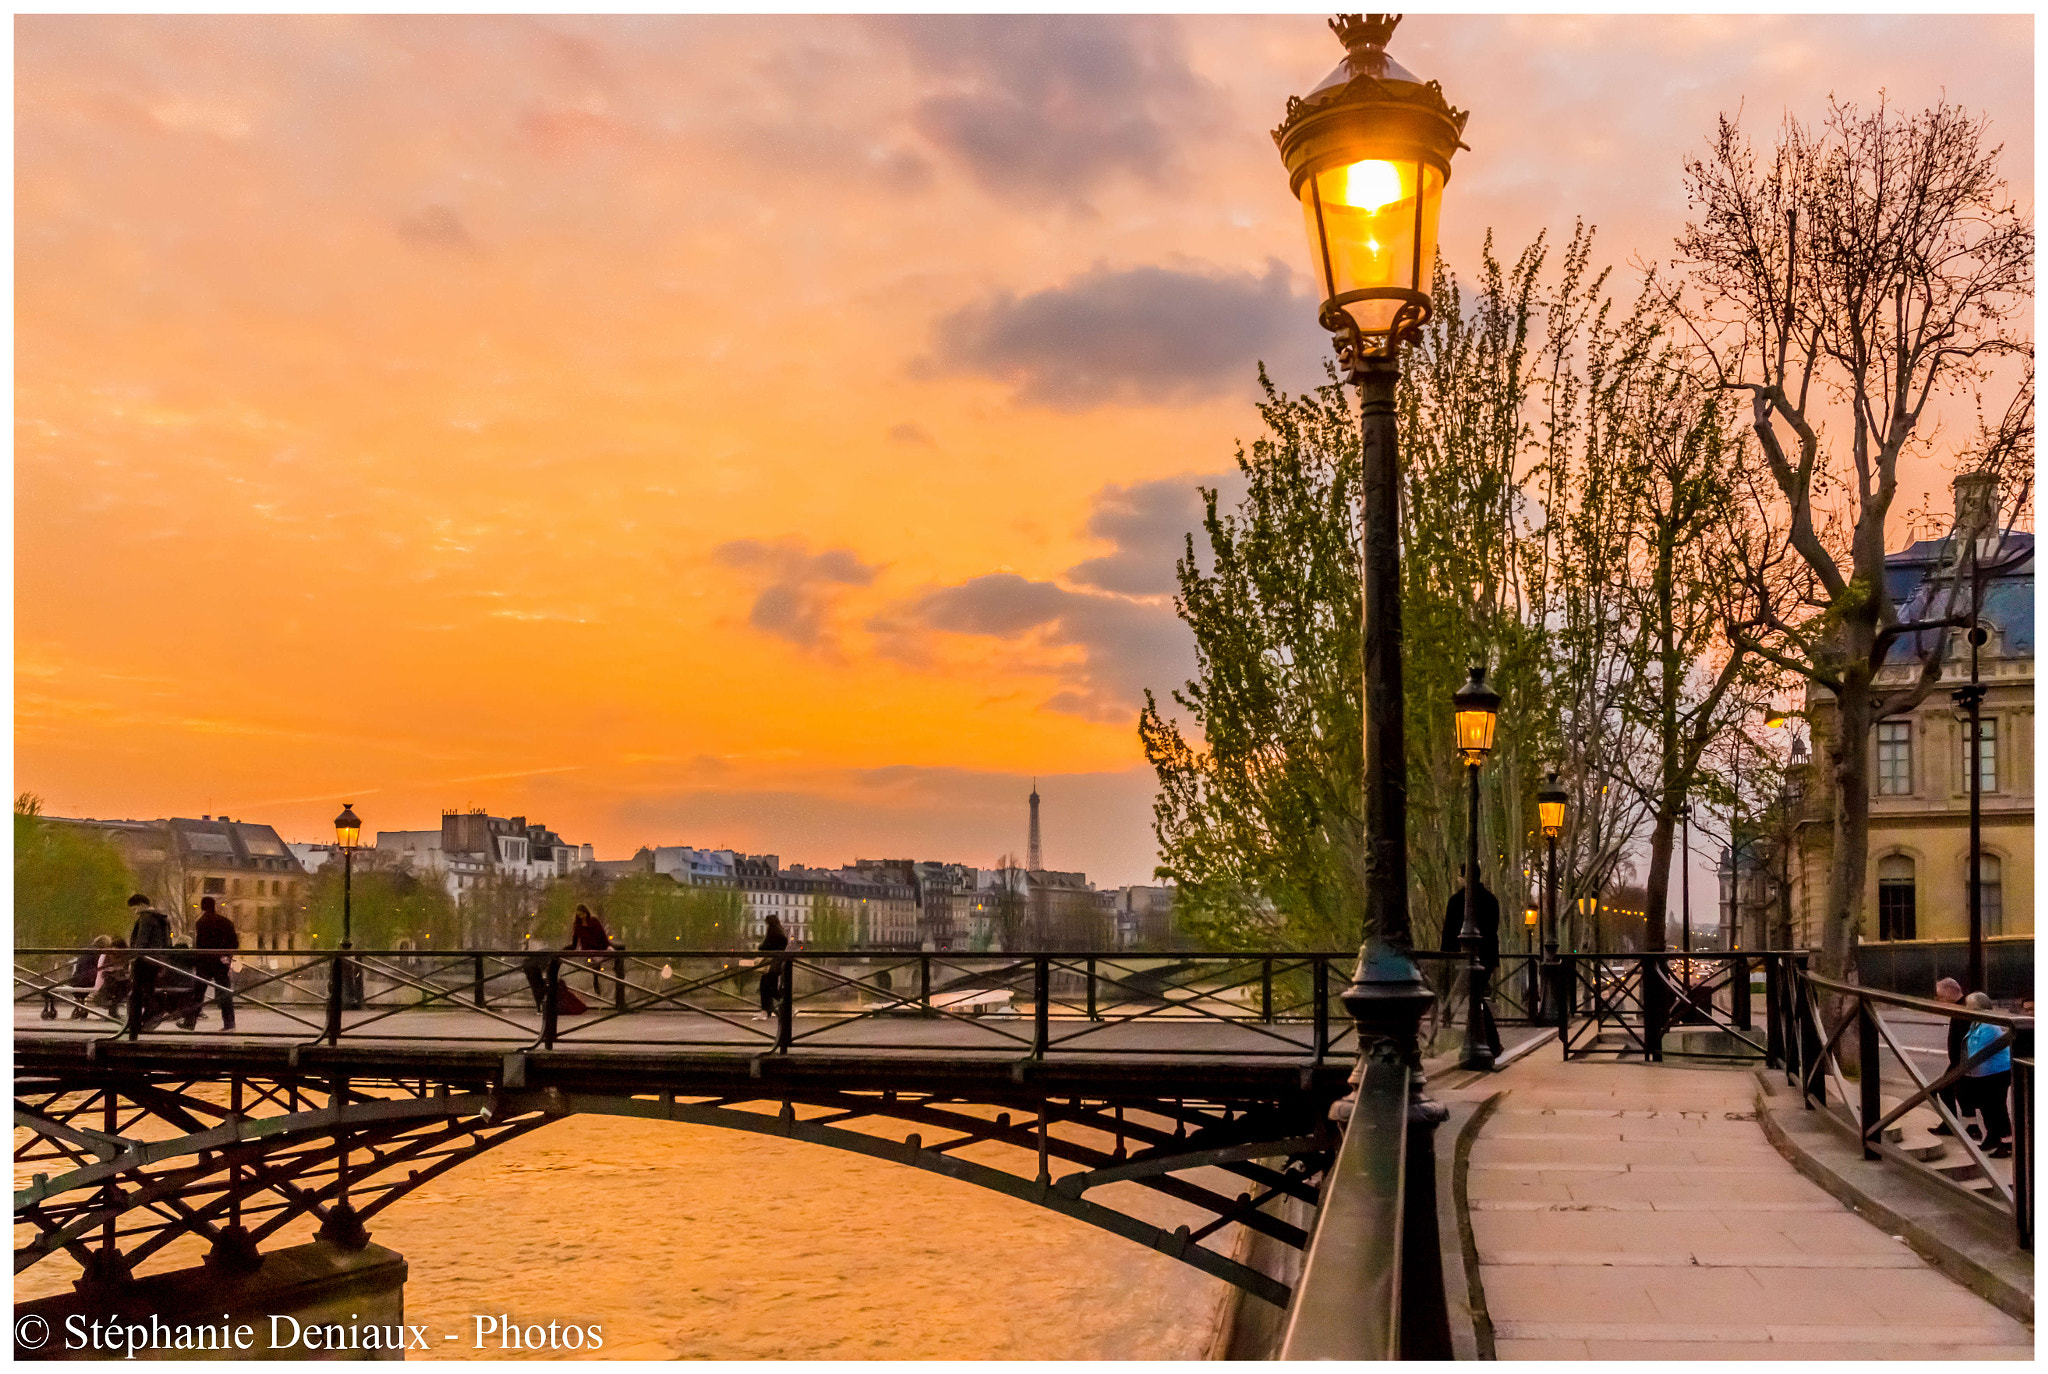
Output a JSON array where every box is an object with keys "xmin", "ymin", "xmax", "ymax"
[{"xmin": 1462, "ymin": 1054, "xmax": 2034, "ymax": 1360}]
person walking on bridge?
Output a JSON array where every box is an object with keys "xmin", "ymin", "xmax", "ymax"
[
  {"xmin": 755, "ymin": 913, "xmax": 790, "ymax": 1021},
  {"xmin": 183, "ymin": 895, "xmax": 239, "ymax": 1032},
  {"xmin": 570, "ymin": 903, "xmax": 611, "ymax": 997},
  {"xmin": 125, "ymin": 893, "xmax": 173, "ymax": 1034},
  {"xmin": 1441, "ymin": 866, "xmax": 1503, "ymax": 1060}
]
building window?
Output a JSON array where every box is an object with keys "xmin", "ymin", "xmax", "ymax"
[
  {"xmin": 1973, "ymin": 719, "xmax": 1998, "ymax": 794},
  {"xmin": 1978, "ymin": 854, "xmax": 2004, "ymax": 937},
  {"xmin": 1876, "ymin": 855, "xmax": 1916, "ymax": 941},
  {"xmin": 1875, "ymin": 720, "xmax": 1913, "ymax": 795},
  {"xmin": 203, "ymin": 876, "xmax": 226, "ymax": 895}
]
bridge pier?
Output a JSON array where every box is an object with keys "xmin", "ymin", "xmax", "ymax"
[{"xmin": 17, "ymin": 1241, "xmax": 408, "ymax": 1361}]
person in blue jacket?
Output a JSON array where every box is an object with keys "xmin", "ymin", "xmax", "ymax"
[{"xmin": 1962, "ymin": 991, "xmax": 2013, "ymax": 1158}]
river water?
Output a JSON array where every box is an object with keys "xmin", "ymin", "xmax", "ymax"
[{"xmin": 17, "ymin": 1111, "xmax": 1233, "ymax": 1360}]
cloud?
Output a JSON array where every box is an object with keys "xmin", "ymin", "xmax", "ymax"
[
  {"xmin": 928, "ymin": 260, "xmax": 1315, "ymax": 409},
  {"xmin": 712, "ymin": 537, "xmax": 881, "ymax": 650},
  {"xmin": 876, "ymin": 571, "xmax": 1193, "ymax": 724},
  {"xmin": 396, "ymin": 204, "xmax": 479, "ymax": 254},
  {"xmin": 1066, "ymin": 473, "xmax": 1246, "ymax": 596},
  {"xmin": 876, "ymin": 15, "xmax": 1221, "ymax": 205},
  {"xmin": 887, "ymin": 421, "xmax": 935, "ymax": 446}
]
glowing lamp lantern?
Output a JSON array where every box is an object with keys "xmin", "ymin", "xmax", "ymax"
[
  {"xmin": 1524, "ymin": 906, "xmax": 1539, "ymax": 928},
  {"xmin": 1763, "ymin": 709, "xmax": 1789, "ymax": 729},
  {"xmin": 1274, "ymin": 14, "xmax": 1468, "ymax": 349},
  {"xmin": 334, "ymin": 803, "xmax": 362, "ymax": 853},
  {"xmin": 1538, "ymin": 772, "xmax": 1568, "ymax": 838},
  {"xmin": 1452, "ymin": 664, "xmax": 1501, "ymax": 765}
]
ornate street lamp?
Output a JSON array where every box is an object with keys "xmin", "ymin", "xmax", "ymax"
[
  {"xmin": 334, "ymin": 803, "xmax": 363, "ymax": 1015},
  {"xmin": 1274, "ymin": 17, "xmax": 1468, "ymax": 1359},
  {"xmin": 1537, "ymin": 771, "xmax": 1567, "ymax": 1026},
  {"xmin": 1452, "ymin": 664, "xmax": 1500, "ymax": 1070},
  {"xmin": 1276, "ymin": 13, "xmax": 1467, "ymax": 1000}
]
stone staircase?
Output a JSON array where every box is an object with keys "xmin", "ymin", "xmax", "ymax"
[{"xmin": 1875, "ymin": 1097, "xmax": 2006, "ymax": 1201}]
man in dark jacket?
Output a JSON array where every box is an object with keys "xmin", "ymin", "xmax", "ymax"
[
  {"xmin": 1442, "ymin": 867, "xmax": 1503, "ymax": 1059},
  {"xmin": 1931, "ymin": 977, "xmax": 1968, "ymax": 1135},
  {"xmin": 184, "ymin": 896, "xmax": 239, "ymax": 1032},
  {"xmin": 125, "ymin": 893, "xmax": 173, "ymax": 1033}
]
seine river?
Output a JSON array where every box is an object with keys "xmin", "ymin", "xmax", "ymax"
[{"xmin": 18, "ymin": 1112, "xmax": 1231, "ymax": 1360}]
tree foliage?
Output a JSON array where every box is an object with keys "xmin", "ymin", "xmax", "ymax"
[
  {"xmin": 1145, "ymin": 225, "xmax": 1786, "ymax": 957},
  {"xmin": 14, "ymin": 793, "xmax": 136, "ymax": 949}
]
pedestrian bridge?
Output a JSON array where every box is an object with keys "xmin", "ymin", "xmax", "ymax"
[{"xmin": 13, "ymin": 947, "xmax": 2033, "ymax": 1358}]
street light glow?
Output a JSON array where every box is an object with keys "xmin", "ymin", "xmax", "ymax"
[{"xmin": 1337, "ymin": 158, "xmax": 1405, "ymax": 211}]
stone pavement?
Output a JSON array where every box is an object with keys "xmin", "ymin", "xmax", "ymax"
[{"xmin": 1462, "ymin": 1054, "xmax": 2035, "ymax": 1360}]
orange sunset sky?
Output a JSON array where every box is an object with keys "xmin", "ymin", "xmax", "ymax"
[{"xmin": 15, "ymin": 14, "xmax": 2033, "ymax": 886}]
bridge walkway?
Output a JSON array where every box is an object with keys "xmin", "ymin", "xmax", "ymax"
[{"xmin": 1461, "ymin": 1055, "xmax": 2033, "ymax": 1360}]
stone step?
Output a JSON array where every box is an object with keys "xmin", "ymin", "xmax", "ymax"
[{"xmin": 1894, "ymin": 1133, "xmax": 1948, "ymax": 1162}]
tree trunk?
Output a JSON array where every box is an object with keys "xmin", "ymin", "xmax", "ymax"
[
  {"xmin": 1820, "ymin": 667, "xmax": 1875, "ymax": 984},
  {"xmin": 1642, "ymin": 807, "xmax": 1675, "ymax": 954}
]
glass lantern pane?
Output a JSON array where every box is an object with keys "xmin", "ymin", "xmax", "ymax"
[
  {"xmin": 1299, "ymin": 160, "xmax": 1443, "ymax": 333},
  {"xmin": 1455, "ymin": 708, "xmax": 1496, "ymax": 755}
]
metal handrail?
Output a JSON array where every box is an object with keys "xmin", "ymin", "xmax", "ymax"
[{"xmin": 1789, "ymin": 963, "xmax": 2032, "ymax": 1251}]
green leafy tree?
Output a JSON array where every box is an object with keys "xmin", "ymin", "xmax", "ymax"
[
  {"xmin": 1140, "ymin": 371, "xmax": 1366, "ymax": 952},
  {"xmin": 306, "ymin": 863, "xmax": 460, "ymax": 950},
  {"xmin": 607, "ymin": 873, "xmax": 742, "ymax": 950},
  {"xmin": 809, "ymin": 894, "xmax": 856, "ymax": 950},
  {"xmin": 14, "ymin": 793, "xmax": 135, "ymax": 949}
]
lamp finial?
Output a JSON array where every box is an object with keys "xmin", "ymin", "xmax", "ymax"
[{"xmin": 1331, "ymin": 14, "xmax": 1400, "ymax": 58}]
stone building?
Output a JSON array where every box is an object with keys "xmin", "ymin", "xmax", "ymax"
[
  {"xmin": 1788, "ymin": 479, "xmax": 2033, "ymax": 946},
  {"xmin": 56, "ymin": 815, "xmax": 312, "ymax": 949}
]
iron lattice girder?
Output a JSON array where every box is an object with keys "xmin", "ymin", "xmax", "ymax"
[{"xmin": 15, "ymin": 1044, "xmax": 1349, "ymax": 1308}]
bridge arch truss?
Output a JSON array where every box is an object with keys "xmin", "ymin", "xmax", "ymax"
[{"xmin": 16, "ymin": 1043, "xmax": 1348, "ymax": 1308}]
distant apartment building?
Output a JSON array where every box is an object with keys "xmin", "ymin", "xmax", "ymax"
[
  {"xmin": 374, "ymin": 811, "xmax": 593, "ymax": 909},
  {"xmin": 1108, "ymin": 885, "xmax": 1182, "ymax": 951},
  {"xmin": 53, "ymin": 814, "xmax": 311, "ymax": 949},
  {"xmin": 653, "ymin": 846, "xmax": 737, "ymax": 886}
]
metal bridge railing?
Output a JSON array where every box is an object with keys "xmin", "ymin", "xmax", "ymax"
[
  {"xmin": 12, "ymin": 946, "xmax": 1492, "ymax": 1060},
  {"xmin": 1557, "ymin": 950, "xmax": 1804, "ymax": 1063},
  {"xmin": 1787, "ymin": 967, "xmax": 2033, "ymax": 1252}
]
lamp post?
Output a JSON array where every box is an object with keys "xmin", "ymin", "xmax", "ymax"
[
  {"xmin": 1274, "ymin": 16, "xmax": 1467, "ymax": 1357},
  {"xmin": 1538, "ymin": 771, "xmax": 1566, "ymax": 1027},
  {"xmin": 1953, "ymin": 647, "xmax": 1987, "ymax": 992},
  {"xmin": 334, "ymin": 803, "xmax": 362, "ymax": 1012},
  {"xmin": 1274, "ymin": 11, "xmax": 1467, "ymax": 1035},
  {"xmin": 1453, "ymin": 664, "xmax": 1500, "ymax": 1071}
]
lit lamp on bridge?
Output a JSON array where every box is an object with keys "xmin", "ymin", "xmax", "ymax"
[
  {"xmin": 334, "ymin": 803, "xmax": 363, "ymax": 1015},
  {"xmin": 1537, "ymin": 771, "xmax": 1568, "ymax": 1026},
  {"xmin": 1452, "ymin": 664, "xmax": 1500, "ymax": 1071}
]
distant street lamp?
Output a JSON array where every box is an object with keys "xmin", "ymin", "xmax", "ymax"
[
  {"xmin": 1537, "ymin": 771, "xmax": 1567, "ymax": 1026},
  {"xmin": 334, "ymin": 803, "xmax": 363, "ymax": 1013},
  {"xmin": 1452, "ymin": 664, "xmax": 1500, "ymax": 1071},
  {"xmin": 1276, "ymin": 11, "xmax": 1468, "ymax": 1048}
]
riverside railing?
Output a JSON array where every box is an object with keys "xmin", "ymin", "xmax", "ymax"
[{"xmin": 1787, "ymin": 967, "xmax": 2033, "ymax": 1251}]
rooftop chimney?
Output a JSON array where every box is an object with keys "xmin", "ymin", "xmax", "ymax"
[{"xmin": 1953, "ymin": 470, "xmax": 1999, "ymax": 544}]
